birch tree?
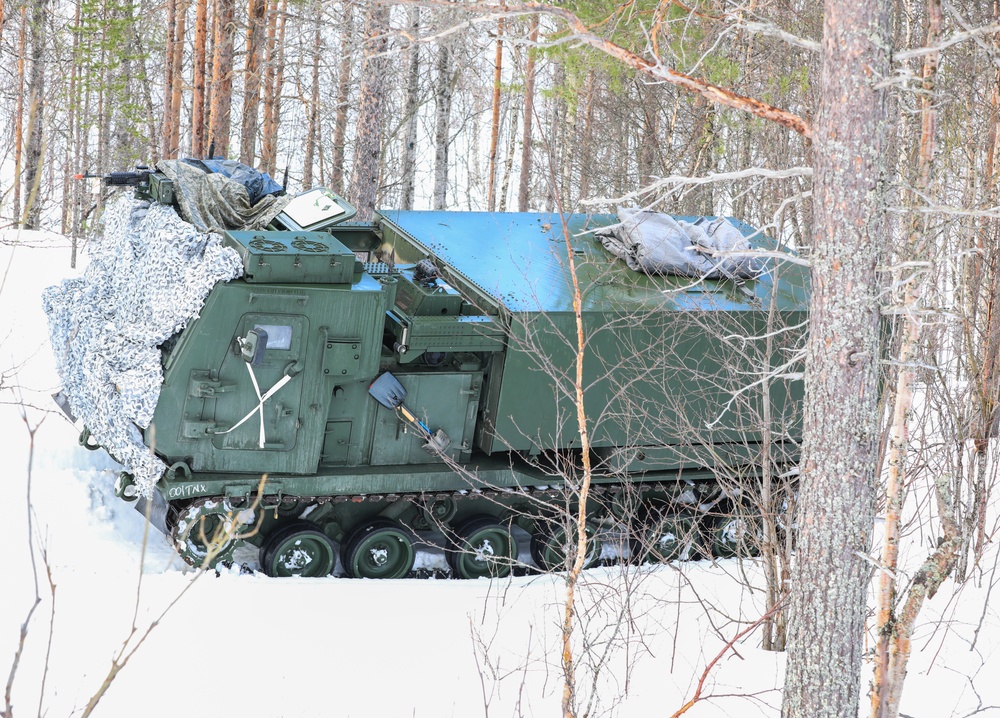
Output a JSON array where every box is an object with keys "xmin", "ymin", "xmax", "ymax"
[
  {"xmin": 517, "ymin": 16, "xmax": 538, "ymax": 212},
  {"xmin": 399, "ymin": 6, "xmax": 420, "ymax": 209},
  {"xmin": 22, "ymin": 0, "xmax": 51, "ymax": 227},
  {"xmin": 432, "ymin": 36, "xmax": 454, "ymax": 210},
  {"xmin": 331, "ymin": 3, "xmax": 354, "ymax": 196},
  {"xmin": 348, "ymin": 4, "xmax": 389, "ymax": 220},
  {"xmin": 301, "ymin": 0, "xmax": 322, "ymax": 188}
]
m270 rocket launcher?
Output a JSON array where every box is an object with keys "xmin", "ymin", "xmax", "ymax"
[{"xmin": 49, "ymin": 157, "xmax": 811, "ymax": 579}]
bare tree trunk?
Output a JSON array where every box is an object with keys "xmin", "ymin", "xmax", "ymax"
[
  {"xmin": 23, "ymin": 0, "xmax": 50, "ymax": 228},
  {"xmin": 486, "ymin": 19, "xmax": 504, "ymax": 211},
  {"xmin": 348, "ymin": 4, "xmax": 388, "ymax": 221},
  {"xmin": 551, "ymin": 192, "xmax": 593, "ymax": 718},
  {"xmin": 168, "ymin": 2, "xmax": 186, "ymax": 159},
  {"xmin": 399, "ymin": 6, "xmax": 420, "ymax": 210},
  {"xmin": 871, "ymin": 3, "xmax": 942, "ymax": 716},
  {"xmin": 61, "ymin": 0, "xmax": 82, "ymax": 236},
  {"xmin": 270, "ymin": 0, "xmax": 287, "ymax": 174},
  {"xmin": 259, "ymin": 0, "xmax": 280, "ymax": 176},
  {"xmin": 638, "ymin": 82, "xmax": 659, "ymax": 188},
  {"xmin": 760, "ymin": 277, "xmax": 789, "ymax": 653},
  {"xmin": 331, "ymin": 2, "xmax": 353, "ymax": 196},
  {"xmin": 517, "ymin": 17, "xmax": 538, "ymax": 212},
  {"xmin": 544, "ymin": 61, "xmax": 565, "ymax": 212},
  {"xmin": 432, "ymin": 40, "xmax": 453, "ymax": 210},
  {"xmin": 560, "ymin": 75, "xmax": 575, "ymax": 207},
  {"xmin": 240, "ymin": 0, "xmax": 266, "ymax": 164},
  {"xmin": 499, "ymin": 96, "xmax": 518, "ymax": 212},
  {"xmin": 73, "ymin": 7, "xmax": 91, "ymax": 250},
  {"xmin": 781, "ymin": 0, "xmax": 891, "ymax": 716},
  {"xmin": 13, "ymin": 5, "xmax": 27, "ymax": 224},
  {"xmin": 162, "ymin": 0, "xmax": 177, "ymax": 158},
  {"xmin": 208, "ymin": 0, "xmax": 236, "ymax": 158},
  {"xmin": 578, "ymin": 70, "xmax": 595, "ymax": 201},
  {"xmin": 960, "ymin": 0, "xmax": 1000, "ymax": 580},
  {"xmin": 136, "ymin": 18, "xmax": 159, "ymax": 164},
  {"xmin": 203, "ymin": 0, "xmax": 214, "ymax": 152},
  {"xmin": 191, "ymin": 0, "xmax": 208, "ymax": 157},
  {"xmin": 301, "ymin": 0, "xmax": 321, "ymax": 188}
]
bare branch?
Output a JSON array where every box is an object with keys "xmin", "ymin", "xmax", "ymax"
[
  {"xmin": 580, "ymin": 166, "xmax": 813, "ymax": 207},
  {"xmin": 894, "ymin": 20, "xmax": 1000, "ymax": 62},
  {"xmin": 392, "ymin": 1, "xmax": 813, "ymax": 138},
  {"xmin": 670, "ymin": 598, "xmax": 788, "ymax": 718},
  {"xmin": 738, "ymin": 20, "xmax": 820, "ymax": 53}
]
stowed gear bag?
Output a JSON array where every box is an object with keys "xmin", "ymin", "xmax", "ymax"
[{"xmin": 595, "ymin": 206, "xmax": 764, "ymax": 280}]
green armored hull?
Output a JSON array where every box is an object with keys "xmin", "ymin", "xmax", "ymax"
[{"xmin": 49, "ymin": 169, "xmax": 807, "ymax": 578}]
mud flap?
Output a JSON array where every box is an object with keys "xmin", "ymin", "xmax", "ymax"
[{"xmin": 134, "ymin": 488, "xmax": 170, "ymax": 536}]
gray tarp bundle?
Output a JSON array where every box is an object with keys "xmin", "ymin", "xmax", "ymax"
[
  {"xmin": 43, "ymin": 160, "xmax": 287, "ymax": 497},
  {"xmin": 595, "ymin": 207, "xmax": 764, "ymax": 279}
]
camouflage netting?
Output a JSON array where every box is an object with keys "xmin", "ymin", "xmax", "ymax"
[
  {"xmin": 596, "ymin": 207, "xmax": 764, "ymax": 279},
  {"xmin": 43, "ymin": 196, "xmax": 244, "ymax": 497}
]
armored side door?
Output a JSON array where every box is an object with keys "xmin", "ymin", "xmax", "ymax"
[{"xmin": 192, "ymin": 312, "xmax": 311, "ymax": 473}]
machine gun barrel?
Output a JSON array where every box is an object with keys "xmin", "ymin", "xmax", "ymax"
[
  {"xmin": 74, "ymin": 168, "xmax": 152, "ymax": 187},
  {"xmin": 101, "ymin": 170, "xmax": 150, "ymax": 186}
]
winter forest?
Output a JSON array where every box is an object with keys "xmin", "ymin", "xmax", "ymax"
[{"xmin": 3, "ymin": 1, "xmax": 1000, "ymax": 717}]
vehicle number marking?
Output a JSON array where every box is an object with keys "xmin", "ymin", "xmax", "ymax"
[{"xmin": 168, "ymin": 483, "xmax": 208, "ymax": 498}]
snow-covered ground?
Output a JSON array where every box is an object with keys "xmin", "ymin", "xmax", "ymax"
[{"xmin": 2, "ymin": 229, "xmax": 999, "ymax": 718}]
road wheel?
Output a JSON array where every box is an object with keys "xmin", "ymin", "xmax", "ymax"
[
  {"xmin": 448, "ymin": 515, "xmax": 517, "ymax": 579},
  {"xmin": 342, "ymin": 519, "xmax": 415, "ymax": 579},
  {"xmin": 260, "ymin": 521, "xmax": 337, "ymax": 577},
  {"xmin": 638, "ymin": 507, "xmax": 697, "ymax": 563},
  {"xmin": 530, "ymin": 519, "xmax": 602, "ymax": 572}
]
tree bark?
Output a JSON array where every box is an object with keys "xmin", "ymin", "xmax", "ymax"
[
  {"xmin": 331, "ymin": 2, "xmax": 353, "ymax": 196},
  {"xmin": 499, "ymin": 95, "xmax": 519, "ymax": 212},
  {"xmin": 301, "ymin": 0, "xmax": 321, "ymax": 188},
  {"xmin": 348, "ymin": 4, "xmax": 388, "ymax": 221},
  {"xmin": 259, "ymin": 0, "xmax": 281, "ymax": 176},
  {"xmin": 486, "ymin": 19, "xmax": 504, "ymax": 212},
  {"xmin": 13, "ymin": 5, "xmax": 26, "ymax": 223},
  {"xmin": 399, "ymin": 6, "xmax": 420, "ymax": 210},
  {"xmin": 191, "ymin": 0, "xmax": 208, "ymax": 157},
  {"xmin": 168, "ymin": 2, "xmax": 186, "ymax": 159},
  {"xmin": 61, "ymin": 0, "xmax": 81, "ymax": 236},
  {"xmin": 432, "ymin": 40, "xmax": 453, "ymax": 210},
  {"xmin": 23, "ymin": 0, "xmax": 51, "ymax": 228},
  {"xmin": 781, "ymin": 1, "xmax": 891, "ymax": 717},
  {"xmin": 208, "ymin": 0, "xmax": 236, "ymax": 158},
  {"xmin": 162, "ymin": 0, "xmax": 177, "ymax": 159},
  {"xmin": 270, "ymin": 0, "xmax": 287, "ymax": 175},
  {"xmin": 517, "ymin": 16, "xmax": 538, "ymax": 212},
  {"xmin": 871, "ymin": 3, "xmax": 941, "ymax": 715},
  {"xmin": 961, "ymin": 0, "xmax": 1000, "ymax": 580},
  {"xmin": 240, "ymin": 0, "xmax": 266, "ymax": 165},
  {"xmin": 578, "ymin": 70, "xmax": 595, "ymax": 201}
]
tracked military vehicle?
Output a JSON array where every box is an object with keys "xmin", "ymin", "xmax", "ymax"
[{"xmin": 46, "ymin": 161, "xmax": 807, "ymax": 578}]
